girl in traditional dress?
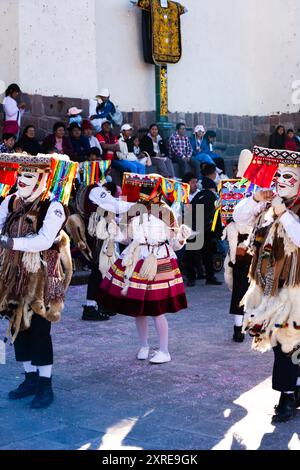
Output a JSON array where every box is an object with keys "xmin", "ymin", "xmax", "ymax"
[{"xmin": 99, "ymin": 173, "xmax": 190, "ymax": 364}]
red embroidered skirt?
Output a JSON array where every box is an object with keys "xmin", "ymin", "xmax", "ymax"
[{"xmin": 99, "ymin": 256, "xmax": 187, "ymax": 317}]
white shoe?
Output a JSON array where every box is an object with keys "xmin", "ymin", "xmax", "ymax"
[
  {"xmin": 149, "ymin": 351, "xmax": 171, "ymax": 364},
  {"xmin": 137, "ymin": 346, "xmax": 150, "ymax": 360}
]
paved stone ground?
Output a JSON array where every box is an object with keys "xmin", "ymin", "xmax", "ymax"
[{"xmin": 1, "ymin": 276, "xmax": 300, "ymax": 451}]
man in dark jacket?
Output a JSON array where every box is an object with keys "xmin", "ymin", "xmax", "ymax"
[{"xmin": 184, "ymin": 165, "xmax": 223, "ymax": 286}]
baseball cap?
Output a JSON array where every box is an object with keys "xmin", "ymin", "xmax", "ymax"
[{"xmin": 121, "ymin": 124, "xmax": 133, "ymax": 132}]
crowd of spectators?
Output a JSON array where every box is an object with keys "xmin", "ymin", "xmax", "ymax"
[{"xmin": 1, "ymin": 83, "xmax": 228, "ymax": 184}]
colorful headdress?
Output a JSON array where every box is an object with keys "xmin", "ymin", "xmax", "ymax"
[
  {"xmin": 122, "ymin": 173, "xmax": 190, "ymax": 204},
  {"xmin": 78, "ymin": 160, "xmax": 111, "ymax": 186},
  {"xmin": 244, "ymin": 146, "xmax": 300, "ymax": 188},
  {"xmin": 0, "ymin": 152, "xmax": 78, "ymax": 204}
]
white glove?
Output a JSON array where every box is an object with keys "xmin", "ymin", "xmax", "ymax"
[{"xmin": 272, "ymin": 195, "xmax": 287, "ymax": 216}]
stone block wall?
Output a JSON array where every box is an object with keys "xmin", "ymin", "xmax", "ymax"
[{"xmin": 1, "ymin": 92, "xmax": 300, "ymax": 160}]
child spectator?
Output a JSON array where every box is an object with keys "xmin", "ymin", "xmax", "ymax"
[
  {"xmin": 82, "ymin": 120, "xmax": 102, "ymax": 154},
  {"xmin": 67, "ymin": 107, "xmax": 83, "ymax": 127},
  {"xmin": 0, "ymin": 133, "xmax": 17, "ymax": 153},
  {"xmin": 285, "ymin": 129, "xmax": 298, "ymax": 151},
  {"xmin": 87, "ymin": 147, "xmax": 102, "ymax": 161}
]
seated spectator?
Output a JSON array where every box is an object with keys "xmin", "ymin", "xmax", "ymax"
[
  {"xmin": 82, "ymin": 120, "xmax": 102, "ymax": 154},
  {"xmin": 190, "ymin": 125, "xmax": 216, "ymax": 179},
  {"xmin": 201, "ymin": 131, "xmax": 225, "ymax": 173},
  {"xmin": 0, "ymin": 133, "xmax": 17, "ymax": 153},
  {"xmin": 69, "ymin": 123, "xmax": 90, "ymax": 162},
  {"xmin": 14, "ymin": 141, "xmax": 23, "ymax": 153},
  {"xmin": 87, "ymin": 147, "xmax": 102, "ymax": 161},
  {"xmin": 67, "ymin": 107, "xmax": 83, "ymax": 128},
  {"xmin": 169, "ymin": 123, "xmax": 192, "ymax": 178},
  {"xmin": 90, "ymin": 88, "xmax": 116, "ymax": 131},
  {"xmin": 17, "ymin": 125, "xmax": 41, "ymax": 155},
  {"xmin": 268, "ymin": 125, "xmax": 286, "ymax": 149},
  {"xmin": 96, "ymin": 120, "xmax": 120, "ymax": 160},
  {"xmin": 140, "ymin": 123, "xmax": 174, "ymax": 177},
  {"xmin": 285, "ymin": 129, "xmax": 298, "ymax": 151},
  {"xmin": 116, "ymin": 124, "xmax": 146, "ymax": 175},
  {"xmin": 42, "ymin": 122, "xmax": 74, "ymax": 157},
  {"xmin": 130, "ymin": 135, "xmax": 152, "ymax": 167}
]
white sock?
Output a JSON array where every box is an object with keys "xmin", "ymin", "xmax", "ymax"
[
  {"xmin": 38, "ymin": 365, "xmax": 52, "ymax": 378},
  {"xmin": 234, "ymin": 315, "xmax": 243, "ymax": 327},
  {"xmin": 135, "ymin": 317, "xmax": 149, "ymax": 348},
  {"xmin": 154, "ymin": 315, "xmax": 169, "ymax": 354},
  {"xmin": 297, "ymin": 377, "xmax": 300, "ymax": 386},
  {"xmin": 86, "ymin": 299, "xmax": 97, "ymax": 307},
  {"xmin": 23, "ymin": 361, "xmax": 37, "ymax": 373}
]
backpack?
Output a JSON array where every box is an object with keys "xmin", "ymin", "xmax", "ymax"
[{"xmin": 110, "ymin": 106, "xmax": 123, "ymax": 126}]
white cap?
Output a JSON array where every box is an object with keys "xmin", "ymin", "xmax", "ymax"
[
  {"xmin": 67, "ymin": 107, "xmax": 83, "ymax": 116},
  {"xmin": 96, "ymin": 88, "xmax": 110, "ymax": 98},
  {"xmin": 194, "ymin": 125, "xmax": 205, "ymax": 134},
  {"xmin": 121, "ymin": 124, "xmax": 133, "ymax": 131}
]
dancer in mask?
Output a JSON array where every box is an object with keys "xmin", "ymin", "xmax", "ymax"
[
  {"xmin": 99, "ymin": 173, "xmax": 191, "ymax": 364},
  {"xmin": 234, "ymin": 146, "xmax": 300, "ymax": 422},
  {"xmin": 0, "ymin": 152, "xmax": 77, "ymax": 409}
]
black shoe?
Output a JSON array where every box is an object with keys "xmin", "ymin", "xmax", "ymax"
[
  {"xmin": 233, "ymin": 326, "xmax": 245, "ymax": 343},
  {"xmin": 82, "ymin": 306, "xmax": 110, "ymax": 321},
  {"xmin": 100, "ymin": 307, "xmax": 117, "ymax": 317},
  {"xmin": 206, "ymin": 277, "xmax": 223, "ymax": 286},
  {"xmin": 8, "ymin": 372, "xmax": 39, "ymax": 400},
  {"xmin": 30, "ymin": 377, "xmax": 54, "ymax": 409},
  {"xmin": 187, "ymin": 280, "xmax": 196, "ymax": 287},
  {"xmin": 295, "ymin": 386, "xmax": 300, "ymax": 408},
  {"xmin": 272, "ymin": 393, "xmax": 296, "ymax": 423}
]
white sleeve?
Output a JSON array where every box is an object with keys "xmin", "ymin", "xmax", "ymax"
[
  {"xmin": 280, "ymin": 211, "xmax": 300, "ymax": 248},
  {"xmin": 89, "ymin": 186, "xmax": 134, "ymax": 214},
  {"xmin": 13, "ymin": 202, "xmax": 66, "ymax": 253},
  {"xmin": 0, "ymin": 196, "xmax": 11, "ymax": 232},
  {"xmin": 3, "ymin": 96, "xmax": 19, "ymax": 120},
  {"xmin": 233, "ymin": 196, "xmax": 266, "ymax": 226}
]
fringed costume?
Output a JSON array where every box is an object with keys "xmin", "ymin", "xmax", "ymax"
[
  {"xmin": 0, "ymin": 152, "xmax": 77, "ymax": 409},
  {"xmin": 234, "ymin": 146, "xmax": 300, "ymax": 422}
]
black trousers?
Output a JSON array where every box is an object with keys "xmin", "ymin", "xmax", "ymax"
[
  {"xmin": 14, "ymin": 314, "xmax": 53, "ymax": 366},
  {"xmin": 201, "ymin": 233, "xmax": 215, "ymax": 281},
  {"xmin": 185, "ymin": 249, "xmax": 202, "ymax": 281},
  {"xmin": 272, "ymin": 344, "xmax": 300, "ymax": 392},
  {"xmin": 86, "ymin": 263, "xmax": 102, "ymax": 304}
]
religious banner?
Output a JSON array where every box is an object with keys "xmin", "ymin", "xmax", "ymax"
[{"xmin": 136, "ymin": 0, "xmax": 186, "ymax": 65}]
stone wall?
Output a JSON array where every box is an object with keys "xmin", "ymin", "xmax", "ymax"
[{"xmin": 1, "ymin": 93, "xmax": 300, "ymax": 161}]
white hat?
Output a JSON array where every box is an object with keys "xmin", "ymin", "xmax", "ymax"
[
  {"xmin": 96, "ymin": 88, "xmax": 110, "ymax": 98},
  {"xmin": 67, "ymin": 107, "xmax": 83, "ymax": 116},
  {"xmin": 121, "ymin": 124, "xmax": 133, "ymax": 132},
  {"xmin": 194, "ymin": 125, "xmax": 205, "ymax": 134},
  {"xmin": 237, "ymin": 149, "xmax": 253, "ymax": 178}
]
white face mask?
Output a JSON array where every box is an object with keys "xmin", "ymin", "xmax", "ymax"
[
  {"xmin": 17, "ymin": 171, "xmax": 48, "ymax": 202},
  {"xmin": 274, "ymin": 166, "xmax": 300, "ymax": 200},
  {"xmin": 17, "ymin": 172, "xmax": 39, "ymax": 200}
]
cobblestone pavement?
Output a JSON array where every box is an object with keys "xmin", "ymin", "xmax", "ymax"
[{"xmin": 0, "ymin": 277, "xmax": 299, "ymax": 451}]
